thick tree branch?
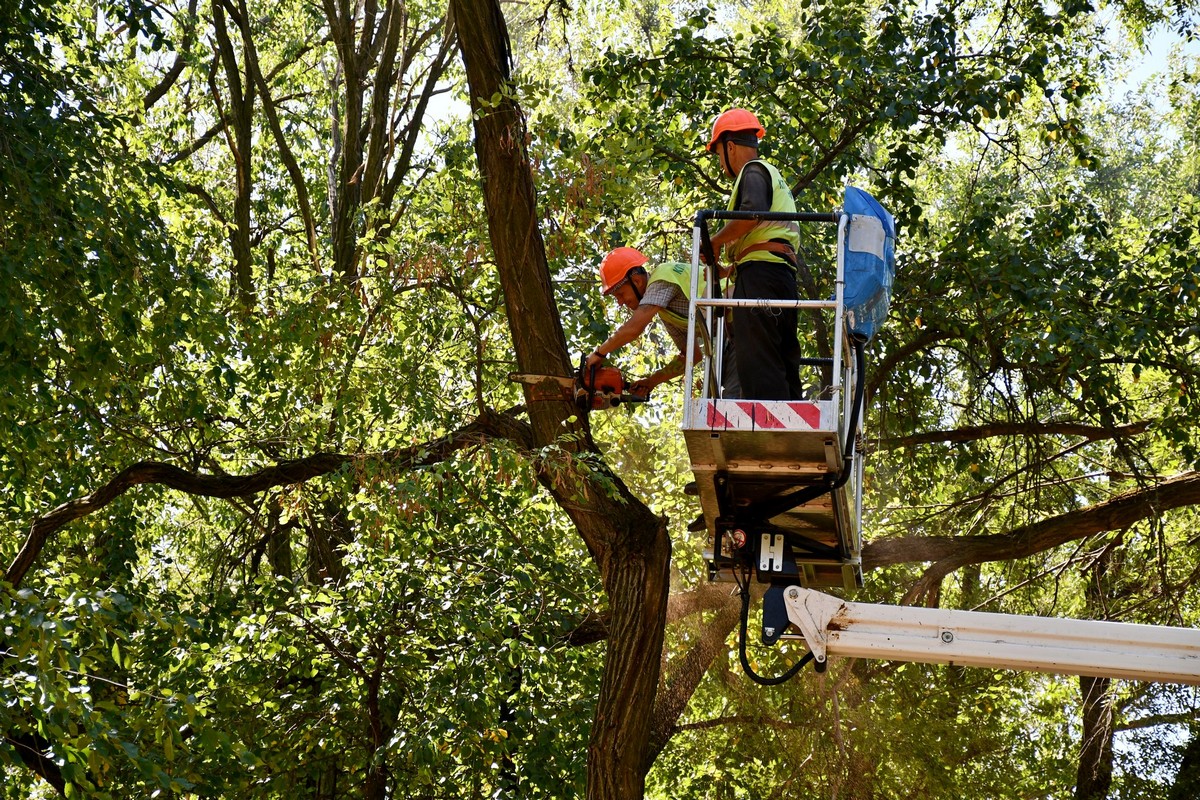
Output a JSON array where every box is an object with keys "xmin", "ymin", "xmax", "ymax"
[
  {"xmin": 143, "ymin": 0, "xmax": 199, "ymax": 111},
  {"xmin": 211, "ymin": 0, "xmax": 255, "ymax": 299},
  {"xmin": 557, "ymin": 582, "xmax": 740, "ymax": 647},
  {"xmin": 361, "ymin": 0, "xmax": 406, "ymax": 200},
  {"xmin": 864, "ymin": 471, "xmax": 1200, "ymax": 599},
  {"xmin": 322, "ymin": 0, "xmax": 366, "ymax": 284},
  {"xmin": 1116, "ymin": 709, "xmax": 1200, "ymax": 732},
  {"xmin": 6, "ymin": 408, "xmax": 531, "ymax": 589},
  {"xmin": 876, "ymin": 420, "xmax": 1151, "ymax": 451},
  {"xmin": 665, "ymin": 581, "xmax": 738, "ymax": 623},
  {"xmin": 238, "ymin": 0, "xmax": 319, "ymax": 268},
  {"xmin": 559, "ymin": 611, "xmax": 610, "ymax": 647},
  {"xmin": 381, "ymin": 30, "xmax": 457, "ymax": 214},
  {"xmin": 646, "ymin": 590, "xmax": 746, "ymax": 765},
  {"xmin": 2, "ymin": 732, "xmax": 65, "ymax": 794}
]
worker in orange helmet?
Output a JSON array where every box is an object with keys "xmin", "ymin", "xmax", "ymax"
[
  {"xmin": 586, "ymin": 246, "xmax": 737, "ymax": 398},
  {"xmin": 705, "ymin": 107, "xmax": 803, "ymax": 401}
]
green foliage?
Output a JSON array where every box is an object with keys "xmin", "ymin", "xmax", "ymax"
[{"xmin": 4, "ymin": 0, "xmax": 1200, "ymax": 796}]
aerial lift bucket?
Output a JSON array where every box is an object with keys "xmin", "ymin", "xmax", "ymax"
[{"xmin": 680, "ymin": 187, "xmax": 896, "ymax": 594}]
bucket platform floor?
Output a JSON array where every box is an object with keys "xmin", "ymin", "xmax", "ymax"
[{"xmin": 686, "ymin": 398, "xmax": 863, "ymax": 592}]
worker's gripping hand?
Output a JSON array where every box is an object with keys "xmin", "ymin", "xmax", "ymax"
[
  {"xmin": 629, "ymin": 378, "xmax": 654, "ymax": 399},
  {"xmin": 700, "ymin": 251, "xmax": 723, "ymax": 277},
  {"xmin": 585, "ymin": 351, "xmax": 604, "ymax": 369}
]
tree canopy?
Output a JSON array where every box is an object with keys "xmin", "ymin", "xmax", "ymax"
[{"xmin": 2, "ymin": 0, "xmax": 1199, "ymax": 797}]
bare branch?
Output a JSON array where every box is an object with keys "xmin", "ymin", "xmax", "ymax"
[
  {"xmin": 876, "ymin": 420, "xmax": 1152, "ymax": 451},
  {"xmin": 646, "ymin": 590, "xmax": 745, "ymax": 764},
  {"xmin": 1115, "ymin": 709, "xmax": 1200, "ymax": 732},
  {"xmin": 867, "ymin": 327, "xmax": 951, "ymax": 401},
  {"xmin": 143, "ymin": 0, "xmax": 200, "ymax": 111},
  {"xmin": 665, "ymin": 581, "xmax": 737, "ymax": 623},
  {"xmin": 236, "ymin": 0, "xmax": 320, "ymax": 268}
]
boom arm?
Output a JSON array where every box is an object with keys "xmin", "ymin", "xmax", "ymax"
[{"xmin": 783, "ymin": 587, "xmax": 1200, "ymax": 685}]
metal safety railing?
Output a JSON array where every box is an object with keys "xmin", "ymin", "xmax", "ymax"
[
  {"xmin": 679, "ymin": 208, "xmax": 869, "ymax": 582},
  {"xmin": 681, "ymin": 209, "xmax": 860, "ymax": 452}
]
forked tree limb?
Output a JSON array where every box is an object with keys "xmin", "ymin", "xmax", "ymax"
[
  {"xmin": 645, "ymin": 584, "xmax": 761, "ymax": 766},
  {"xmin": 665, "ymin": 581, "xmax": 738, "ymax": 623}
]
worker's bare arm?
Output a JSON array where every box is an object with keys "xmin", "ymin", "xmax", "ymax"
[
  {"xmin": 586, "ymin": 303, "xmax": 663, "ymax": 367},
  {"xmin": 708, "ymin": 219, "xmax": 756, "ymax": 249}
]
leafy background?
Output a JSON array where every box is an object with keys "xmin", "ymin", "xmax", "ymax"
[{"xmin": 2, "ymin": 0, "xmax": 1199, "ymax": 796}]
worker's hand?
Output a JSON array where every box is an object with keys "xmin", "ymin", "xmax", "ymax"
[
  {"xmin": 629, "ymin": 378, "xmax": 655, "ymax": 399},
  {"xmin": 585, "ymin": 351, "xmax": 604, "ymax": 369}
]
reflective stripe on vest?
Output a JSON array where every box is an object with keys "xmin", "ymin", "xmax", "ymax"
[
  {"xmin": 647, "ymin": 261, "xmax": 702, "ymax": 329},
  {"xmin": 726, "ymin": 159, "xmax": 800, "ymax": 268}
]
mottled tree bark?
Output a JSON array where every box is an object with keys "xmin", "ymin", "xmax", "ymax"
[
  {"xmin": 1075, "ymin": 555, "xmax": 1115, "ymax": 800},
  {"xmin": 211, "ymin": 0, "xmax": 255, "ymax": 301},
  {"xmin": 449, "ymin": 1, "xmax": 670, "ymax": 796},
  {"xmin": 1075, "ymin": 675, "xmax": 1115, "ymax": 800}
]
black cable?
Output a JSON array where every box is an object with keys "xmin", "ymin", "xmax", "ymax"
[
  {"xmin": 837, "ymin": 337, "xmax": 868, "ymax": 476},
  {"xmin": 735, "ymin": 570, "xmax": 813, "ymax": 685}
]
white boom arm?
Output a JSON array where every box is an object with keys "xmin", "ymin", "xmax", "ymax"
[{"xmin": 784, "ymin": 587, "xmax": 1200, "ymax": 685}]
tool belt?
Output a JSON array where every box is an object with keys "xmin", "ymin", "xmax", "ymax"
[{"xmin": 735, "ymin": 239, "xmax": 798, "ymax": 268}]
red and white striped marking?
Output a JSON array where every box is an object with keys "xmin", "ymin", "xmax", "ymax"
[{"xmin": 692, "ymin": 399, "xmax": 828, "ymax": 431}]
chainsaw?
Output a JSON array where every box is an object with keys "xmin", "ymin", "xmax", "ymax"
[{"xmin": 510, "ymin": 357, "xmax": 649, "ymax": 412}]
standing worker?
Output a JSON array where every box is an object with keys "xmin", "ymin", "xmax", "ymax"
[
  {"xmin": 705, "ymin": 108, "xmax": 803, "ymax": 401},
  {"xmin": 586, "ymin": 247, "xmax": 734, "ymax": 397}
]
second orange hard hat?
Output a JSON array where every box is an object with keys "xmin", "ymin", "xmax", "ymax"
[{"xmin": 598, "ymin": 247, "xmax": 649, "ymax": 295}]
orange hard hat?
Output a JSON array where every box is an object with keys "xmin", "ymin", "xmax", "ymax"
[
  {"xmin": 598, "ymin": 247, "xmax": 648, "ymax": 295},
  {"xmin": 706, "ymin": 108, "xmax": 766, "ymax": 152}
]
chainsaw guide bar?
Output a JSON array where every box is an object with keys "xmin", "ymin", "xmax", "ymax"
[{"xmin": 508, "ymin": 369, "xmax": 647, "ymax": 411}]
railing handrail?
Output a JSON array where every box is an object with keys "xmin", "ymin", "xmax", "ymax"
[{"xmin": 695, "ymin": 210, "xmax": 840, "ymax": 225}]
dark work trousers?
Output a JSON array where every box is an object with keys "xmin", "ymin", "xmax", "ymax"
[
  {"xmin": 720, "ymin": 339, "xmax": 742, "ymax": 399},
  {"xmin": 730, "ymin": 259, "xmax": 802, "ymax": 401}
]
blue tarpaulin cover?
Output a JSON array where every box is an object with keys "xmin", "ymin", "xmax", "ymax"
[{"xmin": 842, "ymin": 186, "xmax": 896, "ymax": 343}]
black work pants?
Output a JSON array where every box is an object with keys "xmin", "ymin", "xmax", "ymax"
[{"xmin": 730, "ymin": 260, "xmax": 802, "ymax": 401}]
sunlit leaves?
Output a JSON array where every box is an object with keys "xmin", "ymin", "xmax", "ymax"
[{"xmin": 5, "ymin": 0, "xmax": 1200, "ymax": 795}]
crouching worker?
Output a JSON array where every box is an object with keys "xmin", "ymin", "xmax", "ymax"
[{"xmin": 585, "ymin": 247, "xmax": 737, "ymax": 398}]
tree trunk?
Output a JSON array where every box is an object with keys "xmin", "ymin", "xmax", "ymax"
[
  {"xmin": 323, "ymin": 0, "xmax": 365, "ymax": 286},
  {"xmin": 1075, "ymin": 557, "xmax": 1115, "ymax": 800},
  {"xmin": 450, "ymin": 1, "xmax": 671, "ymax": 796},
  {"xmin": 211, "ymin": 0, "xmax": 255, "ymax": 302},
  {"xmin": 1075, "ymin": 675, "xmax": 1114, "ymax": 800}
]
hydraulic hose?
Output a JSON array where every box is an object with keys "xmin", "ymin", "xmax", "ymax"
[{"xmin": 737, "ymin": 577, "xmax": 814, "ymax": 685}]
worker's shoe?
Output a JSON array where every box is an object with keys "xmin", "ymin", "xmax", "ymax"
[
  {"xmin": 684, "ymin": 481, "xmax": 699, "ymax": 496},
  {"xmin": 687, "ymin": 514, "xmax": 707, "ymax": 532}
]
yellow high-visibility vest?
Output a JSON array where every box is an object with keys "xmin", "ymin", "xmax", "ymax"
[
  {"xmin": 647, "ymin": 261, "xmax": 702, "ymax": 328},
  {"xmin": 726, "ymin": 159, "xmax": 800, "ymax": 269}
]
